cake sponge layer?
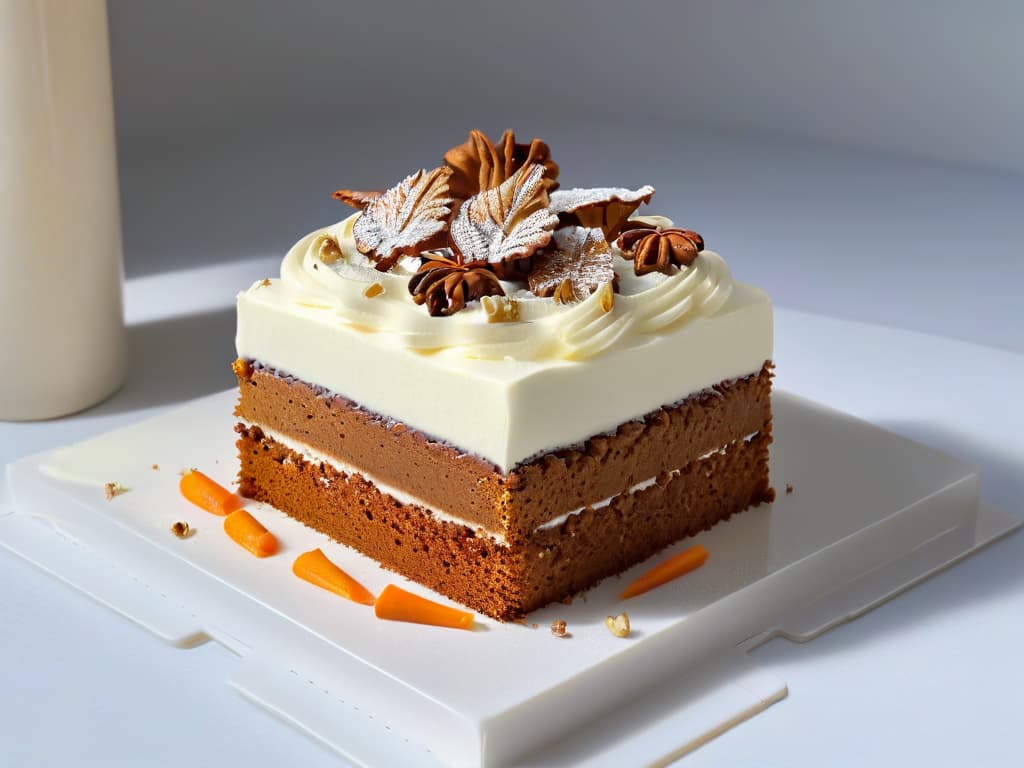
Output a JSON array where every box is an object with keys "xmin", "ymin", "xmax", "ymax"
[{"xmin": 236, "ymin": 425, "xmax": 773, "ymax": 620}]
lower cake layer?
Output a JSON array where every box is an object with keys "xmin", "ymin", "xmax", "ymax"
[{"xmin": 236, "ymin": 424, "xmax": 773, "ymax": 620}]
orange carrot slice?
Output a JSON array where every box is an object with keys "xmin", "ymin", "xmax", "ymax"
[
  {"xmin": 223, "ymin": 509, "xmax": 279, "ymax": 557},
  {"xmin": 619, "ymin": 544, "xmax": 709, "ymax": 600},
  {"xmin": 293, "ymin": 548, "xmax": 375, "ymax": 606},
  {"xmin": 179, "ymin": 469, "xmax": 243, "ymax": 516},
  {"xmin": 374, "ymin": 584, "xmax": 474, "ymax": 630}
]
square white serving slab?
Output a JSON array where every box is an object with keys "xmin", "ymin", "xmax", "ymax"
[{"xmin": 1, "ymin": 389, "xmax": 1018, "ymax": 767}]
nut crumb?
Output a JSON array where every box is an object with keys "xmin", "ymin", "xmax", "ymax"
[
  {"xmin": 550, "ymin": 619, "xmax": 568, "ymax": 638},
  {"xmin": 170, "ymin": 521, "xmax": 191, "ymax": 539},
  {"xmin": 363, "ymin": 282, "xmax": 385, "ymax": 299},
  {"xmin": 481, "ymin": 295, "xmax": 521, "ymax": 323},
  {"xmin": 605, "ymin": 612, "xmax": 631, "ymax": 638},
  {"xmin": 104, "ymin": 482, "xmax": 127, "ymax": 501},
  {"xmin": 259, "ymin": 278, "xmax": 272, "ymax": 287},
  {"xmin": 151, "ymin": 464, "xmax": 159, "ymax": 471},
  {"xmin": 785, "ymin": 483, "xmax": 794, "ymax": 494},
  {"xmin": 532, "ymin": 623, "xmax": 539, "ymax": 629}
]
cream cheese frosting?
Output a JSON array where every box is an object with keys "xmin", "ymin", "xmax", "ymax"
[{"xmin": 236, "ymin": 213, "xmax": 772, "ymax": 472}]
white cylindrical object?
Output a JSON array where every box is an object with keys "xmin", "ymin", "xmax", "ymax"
[{"xmin": 0, "ymin": 0, "xmax": 125, "ymax": 420}]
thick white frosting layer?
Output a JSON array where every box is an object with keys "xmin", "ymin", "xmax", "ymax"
[{"xmin": 236, "ymin": 215, "xmax": 772, "ymax": 472}]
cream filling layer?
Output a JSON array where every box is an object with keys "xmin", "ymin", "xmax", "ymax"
[{"xmin": 247, "ymin": 421, "xmax": 757, "ymax": 547}]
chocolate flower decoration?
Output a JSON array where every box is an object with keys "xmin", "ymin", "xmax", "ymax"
[
  {"xmin": 616, "ymin": 227, "xmax": 704, "ymax": 276},
  {"xmin": 352, "ymin": 167, "xmax": 454, "ymax": 272},
  {"xmin": 529, "ymin": 226, "xmax": 618, "ymax": 303},
  {"xmin": 444, "ymin": 129, "xmax": 559, "ymax": 201},
  {"xmin": 549, "ymin": 185, "xmax": 655, "ymax": 241},
  {"xmin": 408, "ymin": 253, "xmax": 505, "ymax": 317}
]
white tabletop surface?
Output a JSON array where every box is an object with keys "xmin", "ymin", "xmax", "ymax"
[{"xmin": 2, "ymin": 134, "xmax": 1023, "ymax": 767}]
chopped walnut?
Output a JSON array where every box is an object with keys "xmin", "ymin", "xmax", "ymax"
[
  {"xmin": 605, "ymin": 612, "xmax": 631, "ymax": 638},
  {"xmin": 170, "ymin": 521, "xmax": 191, "ymax": 539},
  {"xmin": 480, "ymin": 295, "xmax": 521, "ymax": 323},
  {"xmin": 151, "ymin": 464, "xmax": 160, "ymax": 471},
  {"xmin": 259, "ymin": 277, "xmax": 272, "ymax": 287},
  {"xmin": 104, "ymin": 482, "xmax": 127, "ymax": 501},
  {"xmin": 550, "ymin": 619, "xmax": 568, "ymax": 638},
  {"xmin": 318, "ymin": 235, "xmax": 344, "ymax": 264}
]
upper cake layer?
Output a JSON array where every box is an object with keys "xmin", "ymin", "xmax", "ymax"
[{"xmin": 236, "ymin": 215, "xmax": 772, "ymax": 472}]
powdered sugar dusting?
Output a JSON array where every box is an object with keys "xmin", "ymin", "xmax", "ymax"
[
  {"xmin": 549, "ymin": 185, "xmax": 656, "ymax": 215},
  {"xmin": 528, "ymin": 226, "xmax": 616, "ymax": 301},
  {"xmin": 449, "ymin": 164, "xmax": 558, "ymax": 265},
  {"xmin": 353, "ymin": 167, "xmax": 453, "ymax": 261}
]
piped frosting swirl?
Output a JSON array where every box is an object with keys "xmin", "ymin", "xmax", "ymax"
[{"xmin": 270, "ymin": 212, "xmax": 733, "ymax": 361}]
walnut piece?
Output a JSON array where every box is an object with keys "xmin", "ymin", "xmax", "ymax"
[
  {"xmin": 317, "ymin": 235, "xmax": 344, "ymax": 264},
  {"xmin": 480, "ymin": 295, "xmax": 521, "ymax": 323},
  {"xmin": 550, "ymin": 619, "xmax": 568, "ymax": 638},
  {"xmin": 605, "ymin": 612, "xmax": 631, "ymax": 638},
  {"xmin": 170, "ymin": 521, "xmax": 191, "ymax": 539},
  {"xmin": 104, "ymin": 482, "xmax": 126, "ymax": 501}
]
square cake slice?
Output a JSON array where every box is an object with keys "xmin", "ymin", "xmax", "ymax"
[{"xmin": 234, "ymin": 130, "xmax": 774, "ymax": 620}]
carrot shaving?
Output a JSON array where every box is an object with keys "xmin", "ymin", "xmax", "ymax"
[
  {"xmin": 293, "ymin": 548, "xmax": 375, "ymax": 606},
  {"xmin": 619, "ymin": 544, "xmax": 709, "ymax": 600},
  {"xmin": 179, "ymin": 469, "xmax": 243, "ymax": 516},
  {"xmin": 374, "ymin": 584, "xmax": 474, "ymax": 630},
  {"xmin": 223, "ymin": 509, "xmax": 278, "ymax": 557}
]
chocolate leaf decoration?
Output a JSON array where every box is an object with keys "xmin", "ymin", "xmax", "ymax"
[
  {"xmin": 528, "ymin": 226, "xmax": 618, "ymax": 302},
  {"xmin": 352, "ymin": 167, "xmax": 454, "ymax": 272},
  {"xmin": 332, "ymin": 188, "xmax": 385, "ymax": 210},
  {"xmin": 549, "ymin": 185, "xmax": 655, "ymax": 240},
  {"xmin": 444, "ymin": 129, "xmax": 559, "ymax": 201},
  {"xmin": 449, "ymin": 163, "xmax": 558, "ymax": 267},
  {"xmin": 408, "ymin": 254, "xmax": 505, "ymax": 316}
]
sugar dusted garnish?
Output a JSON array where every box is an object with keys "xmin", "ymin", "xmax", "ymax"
[
  {"xmin": 528, "ymin": 226, "xmax": 617, "ymax": 303},
  {"xmin": 352, "ymin": 167, "xmax": 454, "ymax": 272},
  {"xmin": 549, "ymin": 185, "xmax": 655, "ymax": 240},
  {"xmin": 449, "ymin": 164, "xmax": 557, "ymax": 268}
]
